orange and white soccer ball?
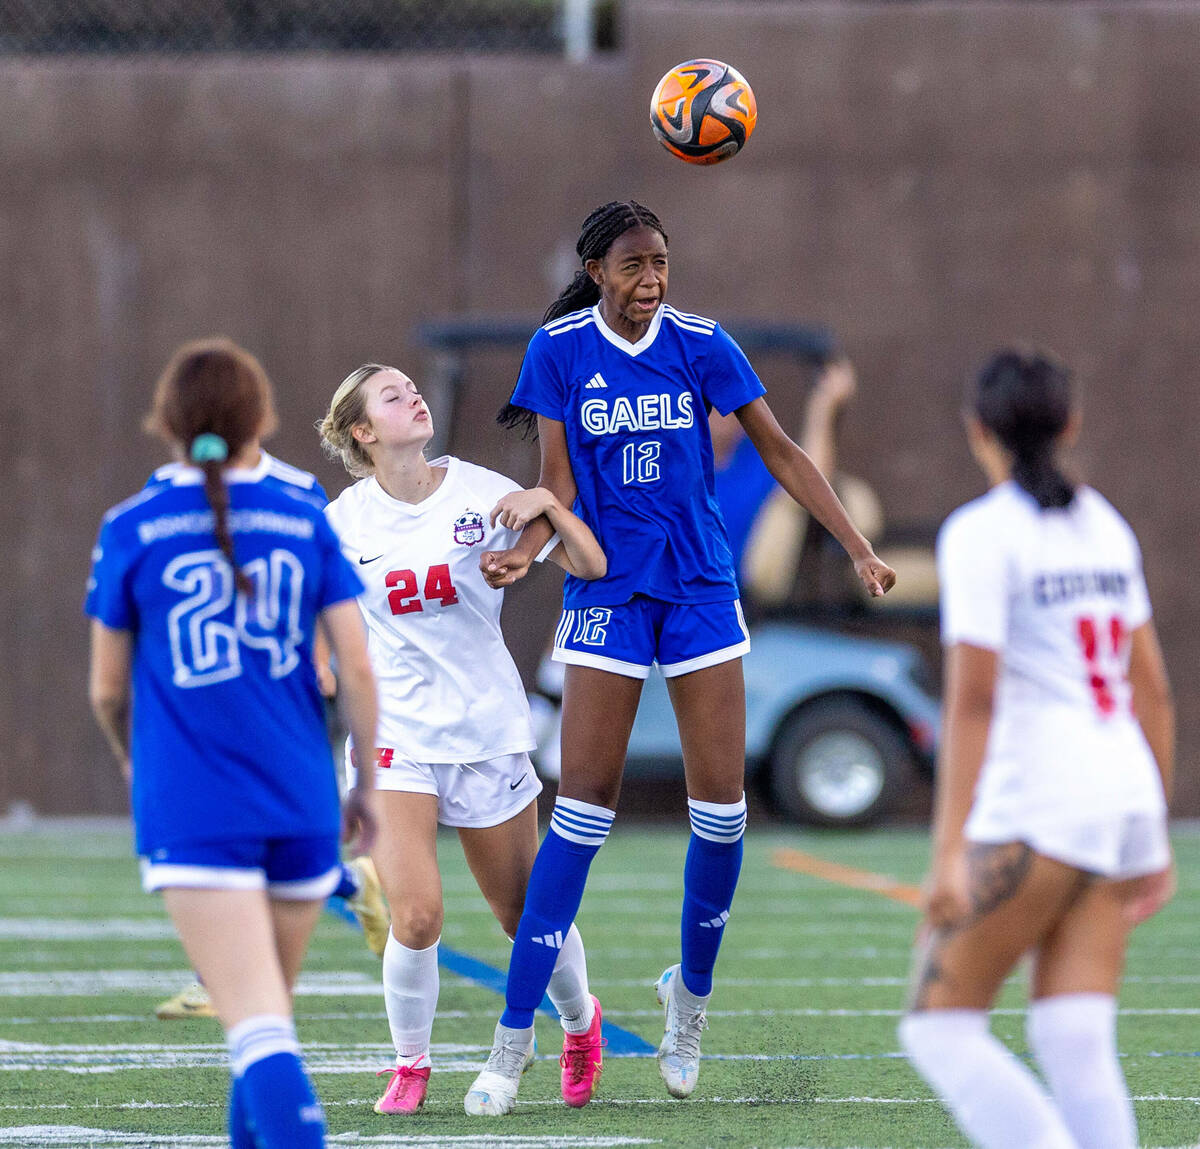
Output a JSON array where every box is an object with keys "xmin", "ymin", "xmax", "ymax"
[{"xmin": 649, "ymin": 59, "xmax": 757, "ymax": 165}]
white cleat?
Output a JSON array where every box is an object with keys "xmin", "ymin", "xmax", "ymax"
[
  {"xmin": 654, "ymin": 964, "xmax": 708, "ymax": 1099},
  {"xmin": 463, "ymin": 1022, "xmax": 536, "ymax": 1116}
]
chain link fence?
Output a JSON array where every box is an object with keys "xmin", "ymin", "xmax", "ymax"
[{"xmin": 0, "ymin": 0, "xmax": 618, "ymax": 54}]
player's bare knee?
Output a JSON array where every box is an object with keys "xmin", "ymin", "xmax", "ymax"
[
  {"xmin": 492, "ymin": 898, "xmax": 526, "ymax": 938},
  {"xmin": 392, "ymin": 901, "xmax": 443, "ymax": 949}
]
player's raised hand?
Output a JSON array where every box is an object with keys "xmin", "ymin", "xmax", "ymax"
[
  {"xmin": 854, "ymin": 554, "xmax": 896, "ymax": 597},
  {"xmin": 490, "ymin": 488, "xmax": 555, "ymax": 531},
  {"xmin": 480, "ymin": 547, "xmax": 533, "ymax": 588},
  {"xmin": 813, "ymin": 356, "xmax": 857, "ymax": 406}
]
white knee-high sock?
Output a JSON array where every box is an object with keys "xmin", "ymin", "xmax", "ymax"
[
  {"xmin": 382, "ymin": 934, "xmax": 439, "ymax": 1067},
  {"xmin": 899, "ymin": 1010, "xmax": 1078, "ymax": 1149},
  {"xmin": 1027, "ymin": 994, "xmax": 1136, "ymax": 1149},
  {"xmin": 546, "ymin": 923, "xmax": 592, "ymax": 1034}
]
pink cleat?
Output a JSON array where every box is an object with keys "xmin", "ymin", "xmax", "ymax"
[
  {"xmin": 374, "ymin": 1064, "xmax": 430, "ymax": 1115},
  {"xmin": 559, "ymin": 995, "xmax": 604, "ymax": 1108}
]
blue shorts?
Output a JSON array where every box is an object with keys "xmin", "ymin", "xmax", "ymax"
[
  {"xmin": 552, "ymin": 596, "xmax": 750, "ymax": 680},
  {"xmin": 140, "ymin": 834, "xmax": 342, "ymax": 900}
]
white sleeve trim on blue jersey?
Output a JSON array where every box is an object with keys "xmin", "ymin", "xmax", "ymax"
[
  {"xmin": 263, "ymin": 452, "xmax": 319, "ymax": 489},
  {"xmin": 544, "ymin": 309, "xmax": 596, "ymax": 337},
  {"xmin": 102, "ymin": 484, "xmax": 165, "ymax": 524},
  {"xmin": 661, "ymin": 304, "xmax": 717, "ymax": 336}
]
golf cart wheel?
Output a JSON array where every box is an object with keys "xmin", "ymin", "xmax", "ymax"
[{"xmin": 767, "ymin": 697, "xmax": 912, "ymax": 827}]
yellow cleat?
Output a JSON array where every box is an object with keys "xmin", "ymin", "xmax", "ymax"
[
  {"xmin": 347, "ymin": 856, "xmax": 390, "ymax": 957},
  {"xmin": 154, "ymin": 981, "xmax": 216, "ymax": 1020}
]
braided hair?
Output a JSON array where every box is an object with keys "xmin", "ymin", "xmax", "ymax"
[
  {"xmin": 973, "ymin": 348, "xmax": 1076, "ymax": 510},
  {"xmin": 498, "ymin": 200, "xmax": 669, "ymax": 436},
  {"xmin": 144, "ymin": 337, "xmax": 278, "ymax": 594}
]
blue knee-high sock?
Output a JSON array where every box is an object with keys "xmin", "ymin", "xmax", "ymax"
[
  {"xmin": 228, "ymin": 1015, "xmax": 325, "ymax": 1149},
  {"xmin": 228, "ymin": 1074, "xmax": 257, "ymax": 1149},
  {"xmin": 500, "ymin": 797, "xmax": 614, "ymax": 1029},
  {"xmin": 331, "ymin": 863, "xmax": 358, "ymax": 901},
  {"xmin": 680, "ymin": 796, "xmax": 747, "ymax": 998}
]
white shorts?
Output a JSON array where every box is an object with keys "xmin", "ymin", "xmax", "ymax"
[
  {"xmin": 967, "ymin": 808, "xmax": 1170, "ymax": 881},
  {"xmin": 346, "ymin": 748, "xmax": 541, "ymax": 829}
]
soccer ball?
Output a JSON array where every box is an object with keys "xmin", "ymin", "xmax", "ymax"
[{"xmin": 649, "ymin": 59, "xmax": 757, "ymax": 165}]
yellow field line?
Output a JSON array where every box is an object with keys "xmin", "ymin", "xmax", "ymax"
[{"xmin": 771, "ymin": 847, "xmax": 923, "ymax": 908}]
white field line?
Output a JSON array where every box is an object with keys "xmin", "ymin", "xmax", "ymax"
[
  {"xmin": 3, "ymin": 1090, "xmax": 1200, "ymax": 1115},
  {"xmin": 0, "ymin": 920, "xmax": 178, "ymax": 940},
  {"xmin": 5, "ymin": 963, "xmax": 1197, "ymax": 992},
  {"xmin": 4, "ymin": 1041, "xmax": 1200, "ymax": 1074},
  {"xmin": 0, "ymin": 970, "xmax": 383, "ymax": 996},
  {"xmin": 589, "ymin": 973, "xmax": 1200, "ymax": 988},
  {"xmin": 11, "ymin": 997, "xmax": 1200, "ymax": 1026},
  {"xmin": 0, "ymin": 1129, "xmax": 657, "ymax": 1147}
]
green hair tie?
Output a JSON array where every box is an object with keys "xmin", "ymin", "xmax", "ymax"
[{"xmin": 190, "ymin": 433, "xmax": 229, "ymax": 464}]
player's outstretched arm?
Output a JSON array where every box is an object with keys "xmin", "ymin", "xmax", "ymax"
[
  {"xmin": 320, "ymin": 599, "xmax": 379, "ymax": 855},
  {"xmin": 480, "ymin": 415, "xmax": 585, "ymax": 587},
  {"xmin": 491, "ymin": 487, "xmax": 606, "ymax": 581},
  {"xmin": 88, "ymin": 620, "xmax": 133, "ymax": 783},
  {"xmin": 736, "ymin": 396, "xmax": 895, "ymax": 597}
]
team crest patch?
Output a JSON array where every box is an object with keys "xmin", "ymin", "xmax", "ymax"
[{"xmin": 453, "ymin": 509, "xmax": 486, "ymax": 546}]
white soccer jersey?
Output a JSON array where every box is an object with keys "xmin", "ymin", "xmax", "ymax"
[
  {"xmin": 938, "ymin": 481, "xmax": 1165, "ymax": 835},
  {"xmin": 325, "ymin": 456, "xmax": 539, "ymax": 763}
]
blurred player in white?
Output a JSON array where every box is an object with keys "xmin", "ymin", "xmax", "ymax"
[
  {"xmin": 900, "ymin": 349, "xmax": 1175, "ymax": 1149},
  {"xmin": 318, "ymin": 364, "xmax": 608, "ymax": 1115}
]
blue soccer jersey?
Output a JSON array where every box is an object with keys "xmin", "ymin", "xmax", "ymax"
[
  {"xmin": 511, "ymin": 303, "xmax": 766, "ymax": 607},
  {"xmin": 85, "ymin": 465, "xmax": 363, "ymax": 856}
]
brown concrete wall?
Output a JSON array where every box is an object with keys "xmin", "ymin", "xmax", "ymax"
[{"xmin": 4, "ymin": 1, "xmax": 1199, "ymax": 816}]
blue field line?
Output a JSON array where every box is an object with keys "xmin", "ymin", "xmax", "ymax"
[
  {"xmin": 324, "ymin": 896, "xmax": 359, "ymax": 927},
  {"xmin": 325, "ymin": 896, "xmax": 654, "ymax": 1056}
]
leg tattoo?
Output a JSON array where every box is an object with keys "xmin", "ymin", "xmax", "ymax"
[
  {"xmin": 908, "ymin": 843, "xmax": 1036, "ymax": 1011},
  {"xmin": 966, "ymin": 842, "xmax": 1034, "ymax": 918},
  {"xmin": 910, "ymin": 928, "xmax": 954, "ymax": 1010}
]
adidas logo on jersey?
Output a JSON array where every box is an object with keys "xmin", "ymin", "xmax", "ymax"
[
  {"xmin": 585, "ymin": 373, "xmax": 608, "ymax": 390},
  {"xmin": 530, "ymin": 929, "xmax": 565, "ymax": 949},
  {"xmin": 698, "ymin": 910, "xmax": 730, "ymax": 930}
]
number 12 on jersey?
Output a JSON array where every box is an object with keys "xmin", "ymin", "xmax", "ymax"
[{"xmin": 622, "ymin": 440, "xmax": 661, "ymax": 485}]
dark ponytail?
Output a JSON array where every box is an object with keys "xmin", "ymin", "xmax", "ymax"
[
  {"xmin": 145, "ymin": 337, "xmax": 277, "ymax": 594},
  {"xmin": 543, "ymin": 270, "xmax": 602, "ymax": 326},
  {"xmin": 191, "ymin": 434, "xmax": 253, "ymax": 596},
  {"xmin": 973, "ymin": 348, "xmax": 1075, "ymax": 510},
  {"xmin": 498, "ymin": 200, "xmax": 669, "ymax": 435}
]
